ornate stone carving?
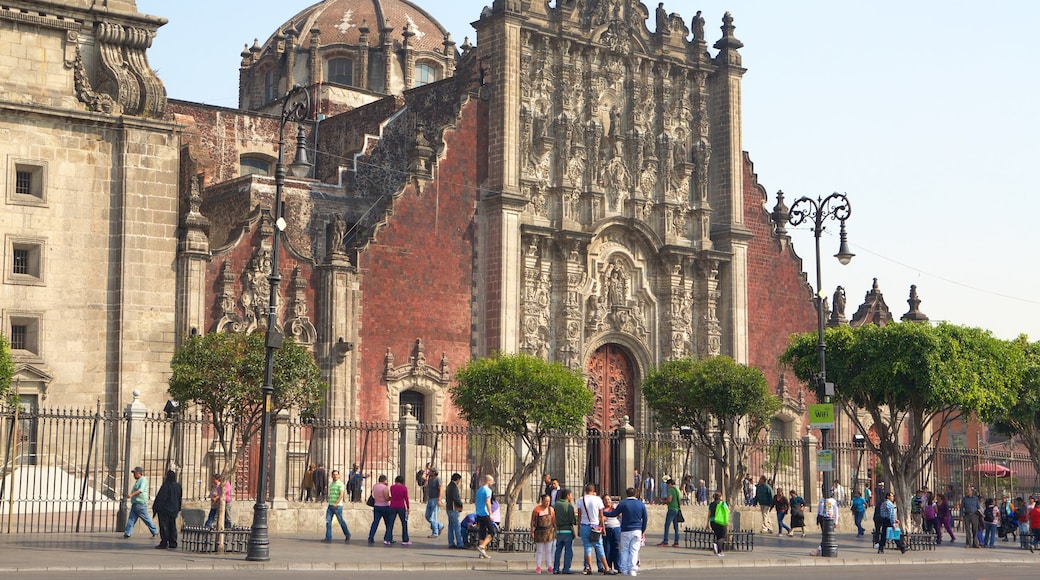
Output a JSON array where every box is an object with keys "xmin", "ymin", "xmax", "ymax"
[
  {"xmin": 286, "ymin": 266, "xmax": 317, "ymax": 345},
  {"xmin": 71, "ymin": 47, "xmax": 117, "ymax": 114},
  {"xmin": 384, "ymin": 338, "xmax": 451, "ymax": 384},
  {"xmin": 94, "ymin": 22, "xmax": 166, "ymax": 118},
  {"xmin": 214, "ymin": 262, "xmax": 244, "ymax": 333},
  {"xmin": 521, "ymin": 269, "xmax": 551, "ymax": 358}
]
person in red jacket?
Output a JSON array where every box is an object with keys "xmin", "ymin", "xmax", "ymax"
[{"xmin": 1028, "ymin": 500, "xmax": 1040, "ymax": 552}]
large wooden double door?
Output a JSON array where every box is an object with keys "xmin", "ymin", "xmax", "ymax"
[{"xmin": 584, "ymin": 344, "xmax": 635, "ymax": 497}]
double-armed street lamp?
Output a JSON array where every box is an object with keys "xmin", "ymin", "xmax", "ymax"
[
  {"xmin": 247, "ymin": 85, "xmax": 312, "ymax": 562},
  {"xmin": 771, "ymin": 191, "xmax": 853, "ymax": 558}
]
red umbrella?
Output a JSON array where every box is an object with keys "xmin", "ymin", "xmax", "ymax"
[{"xmin": 967, "ymin": 463, "xmax": 1012, "ymax": 478}]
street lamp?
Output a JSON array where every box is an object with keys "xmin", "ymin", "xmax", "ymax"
[
  {"xmin": 246, "ymin": 85, "xmax": 311, "ymax": 562},
  {"xmin": 771, "ymin": 190, "xmax": 853, "ymax": 558}
]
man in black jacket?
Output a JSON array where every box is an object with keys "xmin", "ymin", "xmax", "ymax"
[
  {"xmin": 445, "ymin": 473, "xmax": 465, "ymax": 548},
  {"xmin": 152, "ymin": 470, "xmax": 182, "ymax": 549}
]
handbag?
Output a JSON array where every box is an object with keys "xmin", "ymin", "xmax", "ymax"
[
  {"xmin": 589, "ymin": 528, "xmax": 602, "ymax": 543},
  {"xmin": 366, "ymin": 495, "xmax": 376, "ymax": 507},
  {"xmin": 886, "ymin": 526, "xmax": 902, "ymax": 541},
  {"xmin": 675, "ymin": 509, "xmax": 685, "ymax": 523}
]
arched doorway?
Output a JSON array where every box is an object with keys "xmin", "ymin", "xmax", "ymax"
[{"xmin": 585, "ymin": 344, "xmax": 635, "ymax": 497}]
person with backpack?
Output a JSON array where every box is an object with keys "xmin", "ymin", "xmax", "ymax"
[
  {"xmin": 922, "ymin": 492, "xmax": 938, "ymax": 537},
  {"xmin": 983, "ymin": 498, "xmax": 1000, "ymax": 547},
  {"xmin": 706, "ymin": 491, "xmax": 729, "ymax": 557}
]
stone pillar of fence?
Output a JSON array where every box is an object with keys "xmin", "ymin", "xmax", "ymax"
[
  {"xmin": 118, "ymin": 390, "xmax": 148, "ymax": 530},
  {"xmin": 399, "ymin": 404, "xmax": 419, "ymax": 497},
  {"xmin": 618, "ymin": 416, "xmax": 637, "ymax": 495},
  {"xmin": 801, "ymin": 433, "xmax": 818, "ymax": 509},
  {"xmin": 270, "ymin": 409, "xmax": 291, "ymax": 510}
]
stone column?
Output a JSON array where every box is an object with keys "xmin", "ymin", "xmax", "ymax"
[
  {"xmin": 270, "ymin": 410, "xmax": 291, "ymax": 510},
  {"xmin": 617, "ymin": 417, "xmax": 637, "ymax": 494},
  {"xmin": 118, "ymin": 390, "xmax": 147, "ymax": 529},
  {"xmin": 399, "ymin": 404, "xmax": 419, "ymax": 501},
  {"xmin": 802, "ymin": 434, "xmax": 818, "ymax": 508}
]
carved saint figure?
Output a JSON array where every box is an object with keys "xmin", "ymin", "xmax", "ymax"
[
  {"xmin": 606, "ymin": 265, "xmax": 626, "ymax": 307},
  {"xmin": 692, "ymin": 10, "xmax": 705, "ymax": 41},
  {"xmin": 656, "ymin": 3, "xmax": 668, "ymax": 33},
  {"xmin": 833, "ymin": 286, "xmax": 846, "ymax": 318}
]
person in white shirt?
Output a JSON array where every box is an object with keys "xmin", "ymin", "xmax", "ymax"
[{"xmin": 577, "ymin": 483, "xmax": 610, "ymax": 574}]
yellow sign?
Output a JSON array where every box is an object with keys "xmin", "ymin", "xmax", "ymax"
[{"xmin": 809, "ymin": 404, "xmax": 834, "ymax": 430}]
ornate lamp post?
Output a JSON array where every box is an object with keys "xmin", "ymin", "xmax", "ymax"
[
  {"xmin": 246, "ymin": 85, "xmax": 311, "ymax": 561},
  {"xmin": 771, "ymin": 191, "xmax": 853, "ymax": 558}
]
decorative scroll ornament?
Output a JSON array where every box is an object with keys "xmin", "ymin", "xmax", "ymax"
[
  {"xmin": 287, "ymin": 266, "xmax": 317, "ymax": 345},
  {"xmin": 214, "ymin": 262, "xmax": 244, "ymax": 333},
  {"xmin": 384, "ymin": 339, "xmax": 450, "ymax": 384}
]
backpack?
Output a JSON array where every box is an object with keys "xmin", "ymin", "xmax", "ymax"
[
  {"xmin": 713, "ymin": 501, "xmax": 730, "ymax": 526},
  {"xmin": 984, "ymin": 506, "xmax": 995, "ymax": 523},
  {"xmin": 923, "ymin": 502, "xmax": 936, "ymax": 520}
]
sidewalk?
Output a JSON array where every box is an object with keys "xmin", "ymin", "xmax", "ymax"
[{"xmin": 0, "ymin": 530, "xmax": 1034, "ymax": 573}]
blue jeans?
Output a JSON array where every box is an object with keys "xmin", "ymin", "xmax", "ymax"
[
  {"xmin": 325, "ymin": 505, "xmax": 350, "ymax": 540},
  {"xmin": 662, "ymin": 509, "xmax": 680, "ymax": 543},
  {"xmin": 604, "ymin": 526, "xmax": 620, "ymax": 570},
  {"xmin": 369, "ymin": 505, "xmax": 392, "ymax": 542},
  {"xmin": 854, "ymin": 510, "xmax": 865, "ymax": 535},
  {"xmin": 447, "ymin": 509, "xmax": 463, "ymax": 547},
  {"xmin": 554, "ymin": 531, "xmax": 575, "ymax": 572},
  {"xmin": 580, "ymin": 524, "xmax": 606, "ymax": 560},
  {"xmin": 425, "ymin": 499, "xmax": 443, "ymax": 535},
  {"xmin": 204, "ymin": 502, "xmax": 232, "ymax": 529},
  {"xmin": 984, "ymin": 522, "xmax": 997, "ymax": 547},
  {"xmin": 777, "ymin": 510, "xmax": 791, "ymax": 533},
  {"xmin": 124, "ymin": 501, "xmax": 157, "ymax": 537}
]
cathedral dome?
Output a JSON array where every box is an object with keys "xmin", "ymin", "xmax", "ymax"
[{"xmin": 264, "ymin": 0, "xmax": 449, "ymax": 55}]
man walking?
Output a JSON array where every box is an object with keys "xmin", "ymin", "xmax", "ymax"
[
  {"xmin": 123, "ymin": 466, "xmax": 158, "ymax": 538},
  {"xmin": 657, "ymin": 479, "xmax": 682, "ymax": 547},
  {"xmin": 475, "ymin": 474, "xmax": 496, "ymax": 558},
  {"xmin": 756, "ymin": 476, "xmax": 774, "ymax": 533},
  {"xmin": 603, "ymin": 487, "xmax": 647, "ymax": 576},
  {"xmin": 152, "ymin": 470, "xmax": 182, "ymax": 549},
  {"xmin": 425, "ymin": 468, "xmax": 444, "ymax": 537},
  {"xmin": 323, "ymin": 469, "xmax": 351, "ymax": 542},
  {"xmin": 960, "ymin": 486, "xmax": 981, "ymax": 548},
  {"xmin": 445, "ymin": 472, "xmax": 465, "ymax": 548}
]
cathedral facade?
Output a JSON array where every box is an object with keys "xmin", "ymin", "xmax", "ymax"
[{"xmin": 1, "ymin": 0, "xmax": 818, "ymax": 446}]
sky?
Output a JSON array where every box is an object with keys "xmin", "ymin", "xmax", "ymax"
[{"xmin": 136, "ymin": 0, "xmax": 1040, "ymax": 341}]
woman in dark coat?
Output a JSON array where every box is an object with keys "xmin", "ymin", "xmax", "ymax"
[{"xmin": 152, "ymin": 470, "xmax": 183, "ymax": 549}]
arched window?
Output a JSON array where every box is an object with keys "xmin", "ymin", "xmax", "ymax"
[
  {"xmin": 264, "ymin": 69, "xmax": 276, "ymax": 103},
  {"xmin": 328, "ymin": 57, "xmax": 353, "ymax": 86},
  {"xmin": 400, "ymin": 389, "xmax": 426, "ymax": 423},
  {"xmin": 240, "ymin": 156, "xmax": 271, "ymax": 176},
  {"xmin": 414, "ymin": 63, "xmax": 438, "ymax": 87}
]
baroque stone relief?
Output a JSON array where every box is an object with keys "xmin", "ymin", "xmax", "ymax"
[{"xmin": 585, "ymin": 255, "xmax": 649, "ymax": 345}]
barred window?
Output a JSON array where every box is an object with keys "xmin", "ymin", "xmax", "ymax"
[
  {"xmin": 10, "ymin": 324, "xmax": 27, "ymax": 350},
  {"xmin": 16, "ymin": 171, "xmax": 32, "ymax": 194}
]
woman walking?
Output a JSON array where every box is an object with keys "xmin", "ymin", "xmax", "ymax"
[
  {"xmin": 935, "ymin": 493, "xmax": 955, "ymax": 544},
  {"xmin": 877, "ymin": 492, "xmax": 907, "ymax": 554},
  {"xmin": 773, "ymin": 487, "xmax": 791, "ymax": 537},
  {"xmin": 851, "ymin": 490, "xmax": 867, "ymax": 537},
  {"xmin": 789, "ymin": 490, "xmax": 807, "ymax": 537},
  {"xmin": 387, "ymin": 475, "xmax": 411, "ymax": 545},
  {"xmin": 368, "ymin": 474, "xmax": 392, "ymax": 544},
  {"xmin": 530, "ymin": 493, "xmax": 557, "ymax": 574},
  {"xmin": 707, "ymin": 492, "xmax": 729, "ymax": 557}
]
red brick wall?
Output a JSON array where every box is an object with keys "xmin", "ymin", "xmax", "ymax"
[
  {"xmin": 355, "ymin": 97, "xmax": 485, "ymax": 423},
  {"xmin": 742, "ymin": 152, "xmax": 818, "ymax": 411}
]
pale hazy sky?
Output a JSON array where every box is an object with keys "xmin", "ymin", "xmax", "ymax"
[{"xmin": 137, "ymin": 0, "xmax": 1040, "ymax": 341}]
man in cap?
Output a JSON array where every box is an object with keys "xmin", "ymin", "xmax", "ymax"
[{"xmin": 123, "ymin": 467, "xmax": 158, "ymax": 538}]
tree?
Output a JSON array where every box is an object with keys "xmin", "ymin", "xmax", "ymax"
[
  {"xmin": 450, "ymin": 353, "xmax": 592, "ymax": 530},
  {"xmin": 990, "ymin": 338, "xmax": 1040, "ymax": 482},
  {"xmin": 0, "ymin": 334, "xmax": 13, "ymax": 405},
  {"xmin": 780, "ymin": 321, "xmax": 1022, "ymax": 520},
  {"xmin": 642, "ymin": 356, "xmax": 781, "ymax": 503},
  {"xmin": 168, "ymin": 331, "xmax": 326, "ymax": 519}
]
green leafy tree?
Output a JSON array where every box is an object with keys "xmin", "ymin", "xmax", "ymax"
[
  {"xmin": 168, "ymin": 331, "xmax": 326, "ymax": 515},
  {"xmin": 642, "ymin": 356, "xmax": 781, "ymax": 503},
  {"xmin": 990, "ymin": 338, "xmax": 1040, "ymax": 482},
  {"xmin": 780, "ymin": 322, "xmax": 1021, "ymax": 519},
  {"xmin": 450, "ymin": 353, "xmax": 592, "ymax": 530},
  {"xmin": 0, "ymin": 334, "xmax": 13, "ymax": 405}
]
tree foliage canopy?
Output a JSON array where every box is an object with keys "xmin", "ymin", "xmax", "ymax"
[
  {"xmin": 642, "ymin": 355, "xmax": 781, "ymax": 501},
  {"xmin": 451, "ymin": 353, "xmax": 591, "ymax": 529},
  {"xmin": 779, "ymin": 321, "xmax": 1022, "ymax": 518},
  {"xmin": 168, "ymin": 331, "xmax": 326, "ymax": 478},
  {"xmin": 990, "ymin": 338, "xmax": 1040, "ymax": 480}
]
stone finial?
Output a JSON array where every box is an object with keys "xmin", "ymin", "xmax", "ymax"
[
  {"xmin": 901, "ymin": 284, "xmax": 930, "ymax": 323},
  {"xmin": 713, "ymin": 11, "xmax": 744, "ymax": 57},
  {"xmin": 849, "ymin": 278, "xmax": 894, "ymax": 328}
]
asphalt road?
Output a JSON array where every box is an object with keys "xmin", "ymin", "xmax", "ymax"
[{"xmin": 13, "ymin": 562, "xmax": 1040, "ymax": 580}]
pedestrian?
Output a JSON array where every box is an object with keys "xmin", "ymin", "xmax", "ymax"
[
  {"xmin": 642, "ymin": 473, "xmax": 655, "ymax": 504},
  {"xmin": 706, "ymin": 491, "xmax": 729, "ymax": 557},
  {"xmin": 424, "ymin": 468, "xmax": 444, "ymax": 537},
  {"xmin": 1028, "ymin": 497, "xmax": 1040, "ymax": 552},
  {"xmin": 633, "ymin": 469, "xmax": 642, "ymax": 498},
  {"xmin": 368, "ymin": 474, "xmax": 393, "ymax": 544},
  {"xmin": 922, "ymin": 492, "xmax": 938, "ymax": 538},
  {"xmin": 789, "ymin": 489, "xmax": 806, "ymax": 537},
  {"xmin": 851, "ymin": 489, "xmax": 867, "ymax": 537},
  {"xmin": 773, "ymin": 486, "xmax": 791, "ymax": 536},
  {"xmin": 204, "ymin": 473, "xmax": 233, "ymax": 530},
  {"xmin": 832, "ymin": 480, "xmax": 846, "ymax": 507},
  {"xmin": 530, "ymin": 493, "xmax": 557, "ymax": 574},
  {"xmin": 445, "ymin": 473, "xmax": 465, "ymax": 548},
  {"xmin": 982, "ymin": 498, "xmax": 999, "ymax": 548},
  {"xmin": 755, "ymin": 476, "xmax": 774, "ymax": 533},
  {"xmin": 1015, "ymin": 497, "xmax": 1030, "ymax": 550},
  {"xmin": 387, "ymin": 474, "xmax": 411, "ymax": 546},
  {"xmin": 603, "ymin": 487, "xmax": 648, "ymax": 576},
  {"xmin": 123, "ymin": 466, "xmax": 158, "ymax": 539},
  {"xmin": 960, "ymin": 486, "xmax": 981, "ymax": 548},
  {"xmin": 475, "ymin": 474, "xmax": 496, "ymax": 558},
  {"xmin": 347, "ymin": 463, "xmax": 366, "ymax": 503},
  {"xmin": 542, "ymin": 473, "xmax": 554, "ymax": 497},
  {"xmin": 322, "ymin": 469, "xmax": 351, "ymax": 543},
  {"xmin": 417, "ymin": 462, "xmax": 431, "ymax": 502},
  {"xmin": 932, "ymin": 491, "xmax": 952, "ymax": 544},
  {"xmin": 696, "ymin": 479, "xmax": 708, "ymax": 506},
  {"xmin": 577, "ymin": 483, "xmax": 610, "ymax": 574},
  {"xmin": 549, "ymin": 478, "xmax": 561, "ymax": 505},
  {"xmin": 301, "ymin": 463, "xmax": 316, "ymax": 502},
  {"xmin": 553, "ymin": 488, "xmax": 577, "ymax": 574},
  {"xmin": 313, "ymin": 463, "xmax": 328, "ymax": 503},
  {"xmin": 656, "ymin": 478, "xmax": 682, "ymax": 547},
  {"xmin": 743, "ymin": 476, "xmax": 755, "ymax": 507},
  {"xmin": 152, "ymin": 470, "xmax": 182, "ymax": 549},
  {"xmin": 602, "ymin": 495, "xmax": 621, "ymax": 573},
  {"xmin": 877, "ymin": 491, "xmax": 907, "ymax": 554}
]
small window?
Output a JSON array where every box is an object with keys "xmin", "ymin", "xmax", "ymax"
[
  {"xmin": 240, "ymin": 157, "xmax": 271, "ymax": 176},
  {"xmin": 9, "ymin": 316, "xmax": 39, "ymax": 355},
  {"xmin": 9, "ymin": 161, "xmax": 46, "ymax": 205},
  {"xmin": 5, "ymin": 238, "xmax": 44, "ymax": 285},
  {"xmin": 328, "ymin": 58, "xmax": 353, "ymax": 86},
  {"xmin": 414, "ymin": 63, "xmax": 438, "ymax": 87},
  {"xmin": 264, "ymin": 69, "xmax": 276, "ymax": 104}
]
